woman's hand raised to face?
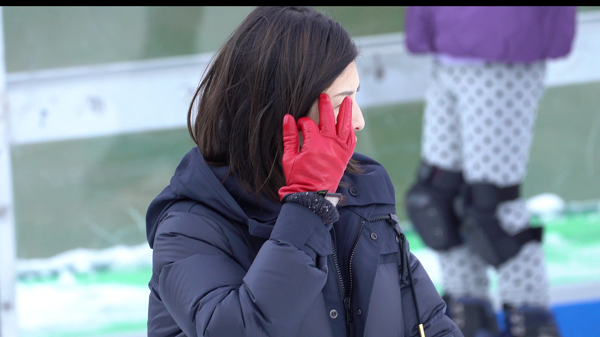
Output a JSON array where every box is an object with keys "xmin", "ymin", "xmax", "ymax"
[{"xmin": 278, "ymin": 93, "xmax": 357, "ymax": 201}]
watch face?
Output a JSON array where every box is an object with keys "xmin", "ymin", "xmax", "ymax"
[{"xmin": 325, "ymin": 194, "xmax": 341, "ymax": 207}]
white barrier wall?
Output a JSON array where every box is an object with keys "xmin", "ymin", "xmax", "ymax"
[
  {"xmin": 6, "ymin": 11, "xmax": 599, "ymax": 146},
  {"xmin": 0, "ymin": 7, "xmax": 18, "ymax": 337}
]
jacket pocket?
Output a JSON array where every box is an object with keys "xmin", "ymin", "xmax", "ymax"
[
  {"xmin": 379, "ymin": 240, "xmax": 400, "ymax": 265},
  {"xmin": 370, "ymin": 213, "xmax": 402, "ymax": 266},
  {"xmin": 365, "ymin": 248, "xmax": 404, "ymax": 336}
]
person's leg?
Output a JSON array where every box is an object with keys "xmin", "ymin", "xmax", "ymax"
[
  {"xmin": 422, "ymin": 62, "xmax": 462, "ymax": 172},
  {"xmin": 418, "ymin": 62, "xmax": 499, "ymax": 337},
  {"xmin": 421, "ymin": 62, "xmax": 490, "ymax": 300},
  {"xmin": 458, "ymin": 62, "xmax": 559, "ymax": 336},
  {"xmin": 458, "ymin": 62, "xmax": 549, "ymax": 307}
]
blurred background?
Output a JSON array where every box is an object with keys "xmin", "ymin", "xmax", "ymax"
[{"xmin": 0, "ymin": 6, "xmax": 599, "ymax": 337}]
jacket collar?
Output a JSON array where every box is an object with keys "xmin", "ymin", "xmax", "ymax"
[
  {"xmin": 337, "ymin": 153, "xmax": 396, "ymax": 208},
  {"xmin": 148, "ymin": 148, "xmax": 395, "ymax": 243}
]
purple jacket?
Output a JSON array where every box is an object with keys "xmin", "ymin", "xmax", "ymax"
[{"xmin": 405, "ymin": 6, "xmax": 577, "ymax": 63}]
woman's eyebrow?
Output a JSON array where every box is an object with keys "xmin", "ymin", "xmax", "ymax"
[
  {"xmin": 333, "ymin": 90, "xmax": 354, "ymax": 97},
  {"xmin": 333, "ymin": 84, "xmax": 360, "ymax": 98}
]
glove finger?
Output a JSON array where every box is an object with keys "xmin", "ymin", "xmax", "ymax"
[
  {"xmin": 297, "ymin": 116, "xmax": 319, "ymax": 150},
  {"xmin": 318, "ymin": 93, "xmax": 336, "ymax": 136},
  {"xmin": 336, "ymin": 96, "xmax": 353, "ymax": 141},
  {"xmin": 282, "ymin": 114, "xmax": 300, "ymax": 162}
]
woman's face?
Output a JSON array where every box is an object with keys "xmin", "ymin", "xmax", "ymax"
[{"xmin": 307, "ymin": 61, "xmax": 365, "ymax": 132}]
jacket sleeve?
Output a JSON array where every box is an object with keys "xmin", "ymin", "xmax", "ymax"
[
  {"xmin": 401, "ymin": 252, "xmax": 464, "ymax": 337},
  {"xmin": 151, "ymin": 202, "xmax": 331, "ymax": 337}
]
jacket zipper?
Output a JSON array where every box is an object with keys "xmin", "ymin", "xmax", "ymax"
[
  {"xmin": 330, "ymin": 218, "xmax": 366, "ymax": 337},
  {"xmin": 344, "ymin": 219, "xmax": 366, "ymax": 337},
  {"xmin": 330, "ymin": 237, "xmax": 346, "ymax": 297}
]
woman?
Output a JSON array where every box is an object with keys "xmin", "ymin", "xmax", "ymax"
[{"xmin": 146, "ymin": 6, "xmax": 460, "ymax": 337}]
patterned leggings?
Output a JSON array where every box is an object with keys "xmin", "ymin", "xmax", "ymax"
[{"xmin": 421, "ymin": 61, "xmax": 550, "ymax": 307}]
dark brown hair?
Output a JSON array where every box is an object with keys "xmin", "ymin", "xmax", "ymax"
[{"xmin": 188, "ymin": 6, "xmax": 359, "ymax": 202}]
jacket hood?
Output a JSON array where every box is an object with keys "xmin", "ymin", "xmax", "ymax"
[{"xmin": 146, "ymin": 147, "xmax": 271, "ymax": 247}]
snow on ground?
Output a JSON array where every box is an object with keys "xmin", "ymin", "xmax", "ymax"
[
  {"xmin": 527, "ymin": 193, "xmax": 566, "ymax": 218},
  {"xmin": 412, "ymin": 248, "xmax": 441, "ymax": 284},
  {"xmin": 18, "ymin": 283, "xmax": 148, "ymax": 336},
  {"xmin": 17, "ymin": 244, "xmax": 152, "ymax": 280},
  {"xmin": 16, "ymin": 244, "xmax": 153, "ymax": 336}
]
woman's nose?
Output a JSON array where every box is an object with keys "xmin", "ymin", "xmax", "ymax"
[{"xmin": 352, "ymin": 102, "xmax": 365, "ymax": 131}]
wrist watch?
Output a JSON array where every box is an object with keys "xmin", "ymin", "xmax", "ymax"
[{"xmin": 317, "ymin": 191, "xmax": 342, "ymax": 207}]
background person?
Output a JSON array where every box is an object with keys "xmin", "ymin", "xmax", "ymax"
[{"xmin": 404, "ymin": 6, "xmax": 576, "ymax": 337}]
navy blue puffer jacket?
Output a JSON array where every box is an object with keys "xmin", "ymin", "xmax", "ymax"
[{"xmin": 146, "ymin": 147, "xmax": 462, "ymax": 337}]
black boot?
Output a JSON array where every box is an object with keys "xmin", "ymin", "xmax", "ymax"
[
  {"xmin": 500, "ymin": 304, "xmax": 561, "ymax": 337},
  {"xmin": 443, "ymin": 294, "xmax": 499, "ymax": 337}
]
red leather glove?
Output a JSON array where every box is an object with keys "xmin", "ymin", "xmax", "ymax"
[{"xmin": 278, "ymin": 93, "xmax": 356, "ymax": 201}]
